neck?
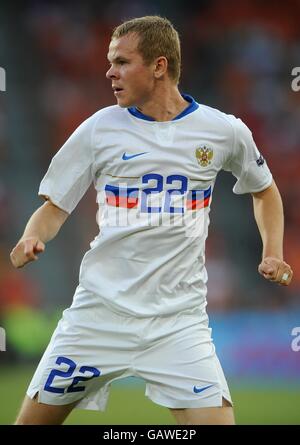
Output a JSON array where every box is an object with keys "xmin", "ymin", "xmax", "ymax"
[{"xmin": 136, "ymin": 84, "xmax": 189, "ymax": 122}]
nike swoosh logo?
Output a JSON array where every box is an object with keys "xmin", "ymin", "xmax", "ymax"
[
  {"xmin": 193, "ymin": 384, "xmax": 214, "ymax": 394},
  {"xmin": 122, "ymin": 152, "xmax": 148, "ymax": 160}
]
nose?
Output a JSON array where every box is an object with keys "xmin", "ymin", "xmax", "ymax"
[{"xmin": 106, "ymin": 65, "xmax": 118, "ymax": 80}]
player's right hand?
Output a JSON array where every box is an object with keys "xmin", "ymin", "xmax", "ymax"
[{"xmin": 10, "ymin": 237, "xmax": 45, "ymax": 268}]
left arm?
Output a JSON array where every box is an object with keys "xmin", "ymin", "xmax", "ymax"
[{"xmin": 252, "ymin": 180, "xmax": 293, "ymax": 286}]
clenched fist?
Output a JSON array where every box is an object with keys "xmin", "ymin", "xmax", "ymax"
[
  {"xmin": 10, "ymin": 237, "xmax": 45, "ymax": 268},
  {"xmin": 258, "ymin": 256, "xmax": 293, "ymax": 286}
]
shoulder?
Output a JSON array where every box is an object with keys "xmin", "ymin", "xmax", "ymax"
[
  {"xmin": 72, "ymin": 105, "xmax": 128, "ymax": 141},
  {"xmin": 197, "ymin": 103, "xmax": 252, "ymax": 141},
  {"xmin": 197, "ymin": 103, "xmax": 239, "ymax": 129},
  {"xmin": 88, "ymin": 105, "xmax": 129, "ymax": 127}
]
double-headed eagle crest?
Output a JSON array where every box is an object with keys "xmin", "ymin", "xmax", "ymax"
[{"xmin": 195, "ymin": 146, "xmax": 214, "ymax": 167}]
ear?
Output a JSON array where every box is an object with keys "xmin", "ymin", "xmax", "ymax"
[{"xmin": 153, "ymin": 56, "xmax": 168, "ymax": 79}]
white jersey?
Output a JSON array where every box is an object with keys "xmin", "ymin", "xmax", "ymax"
[{"xmin": 39, "ymin": 95, "xmax": 272, "ymax": 317}]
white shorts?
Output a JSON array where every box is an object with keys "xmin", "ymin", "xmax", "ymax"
[{"xmin": 27, "ymin": 285, "xmax": 232, "ymax": 411}]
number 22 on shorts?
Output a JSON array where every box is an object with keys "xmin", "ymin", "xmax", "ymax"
[{"xmin": 44, "ymin": 356, "xmax": 101, "ymax": 393}]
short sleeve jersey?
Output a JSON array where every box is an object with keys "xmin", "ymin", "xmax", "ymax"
[{"xmin": 39, "ymin": 95, "xmax": 272, "ymax": 316}]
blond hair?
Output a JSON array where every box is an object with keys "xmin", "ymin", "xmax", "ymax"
[{"xmin": 112, "ymin": 16, "xmax": 181, "ymax": 83}]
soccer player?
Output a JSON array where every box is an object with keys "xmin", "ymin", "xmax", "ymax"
[{"xmin": 10, "ymin": 16, "xmax": 293, "ymax": 425}]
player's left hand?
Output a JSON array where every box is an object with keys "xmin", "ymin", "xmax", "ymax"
[{"xmin": 258, "ymin": 257, "xmax": 293, "ymax": 286}]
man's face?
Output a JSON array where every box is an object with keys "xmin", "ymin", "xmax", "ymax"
[{"xmin": 106, "ymin": 33, "xmax": 155, "ymax": 108}]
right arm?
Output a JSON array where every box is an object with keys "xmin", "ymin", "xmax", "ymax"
[
  {"xmin": 11, "ymin": 112, "xmax": 97, "ymax": 268},
  {"xmin": 10, "ymin": 199, "xmax": 69, "ymax": 268}
]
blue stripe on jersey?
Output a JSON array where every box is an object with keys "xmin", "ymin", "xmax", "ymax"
[
  {"xmin": 105, "ymin": 184, "xmax": 139, "ymax": 197},
  {"xmin": 187, "ymin": 187, "xmax": 211, "ymax": 201},
  {"xmin": 127, "ymin": 94, "xmax": 199, "ymax": 121}
]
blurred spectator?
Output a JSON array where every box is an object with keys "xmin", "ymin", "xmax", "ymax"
[
  {"xmin": 0, "ymin": 244, "xmax": 40, "ymax": 315},
  {"xmin": 206, "ymin": 231, "xmax": 239, "ymax": 312}
]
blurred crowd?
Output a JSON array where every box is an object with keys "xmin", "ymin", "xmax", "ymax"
[{"xmin": 1, "ymin": 0, "xmax": 299, "ymax": 332}]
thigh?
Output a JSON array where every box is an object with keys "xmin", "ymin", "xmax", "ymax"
[
  {"xmin": 139, "ymin": 315, "xmax": 232, "ymax": 410},
  {"xmin": 170, "ymin": 397, "xmax": 235, "ymax": 425},
  {"xmin": 26, "ymin": 300, "xmax": 136, "ymax": 412},
  {"xmin": 15, "ymin": 395, "xmax": 78, "ymax": 425}
]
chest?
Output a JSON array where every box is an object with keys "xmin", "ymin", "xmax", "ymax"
[
  {"xmin": 93, "ymin": 124, "xmax": 229, "ymax": 215},
  {"xmin": 95, "ymin": 124, "xmax": 228, "ymax": 188}
]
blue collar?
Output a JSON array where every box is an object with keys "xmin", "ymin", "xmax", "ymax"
[{"xmin": 127, "ymin": 94, "xmax": 199, "ymax": 121}]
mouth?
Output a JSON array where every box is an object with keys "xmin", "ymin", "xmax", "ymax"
[{"xmin": 112, "ymin": 86, "xmax": 124, "ymax": 96}]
